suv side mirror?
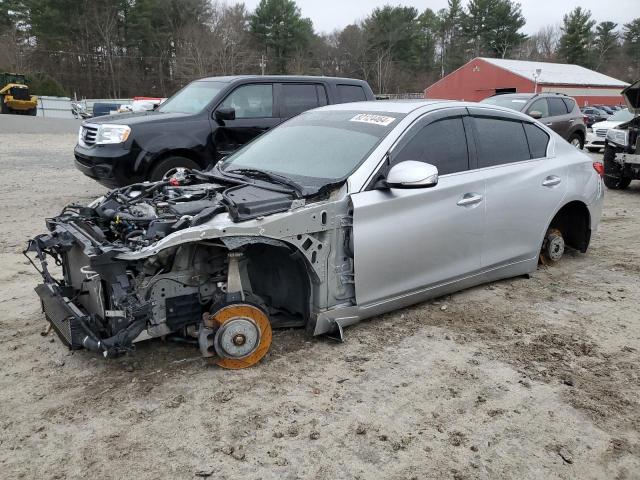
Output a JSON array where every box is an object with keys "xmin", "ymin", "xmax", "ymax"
[
  {"xmin": 382, "ymin": 161, "xmax": 439, "ymax": 189},
  {"xmin": 528, "ymin": 110, "xmax": 543, "ymax": 119},
  {"xmin": 215, "ymin": 107, "xmax": 236, "ymax": 121}
]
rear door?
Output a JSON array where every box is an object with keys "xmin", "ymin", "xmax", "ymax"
[
  {"xmin": 468, "ymin": 108, "xmax": 567, "ymax": 268},
  {"xmin": 213, "ymin": 83, "xmax": 279, "ymax": 157},
  {"xmin": 351, "ymin": 109, "xmax": 485, "ymax": 305}
]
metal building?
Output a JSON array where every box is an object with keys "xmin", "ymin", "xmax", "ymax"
[{"xmin": 425, "ymin": 57, "xmax": 629, "ymax": 106}]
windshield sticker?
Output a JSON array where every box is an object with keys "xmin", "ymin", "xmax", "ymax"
[{"xmin": 349, "ymin": 113, "xmax": 396, "ymax": 126}]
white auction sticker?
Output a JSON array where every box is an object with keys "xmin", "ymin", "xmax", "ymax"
[{"xmin": 349, "ymin": 113, "xmax": 396, "ymax": 126}]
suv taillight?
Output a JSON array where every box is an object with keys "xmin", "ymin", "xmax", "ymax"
[{"xmin": 593, "ymin": 162, "xmax": 604, "ymax": 177}]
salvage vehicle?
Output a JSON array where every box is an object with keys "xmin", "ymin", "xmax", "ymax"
[
  {"xmin": 74, "ymin": 76, "xmax": 375, "ymax": 188},
  {"xmin": 27, "ymin": 101, "xmax": 604, "ymax": 369},
  {"xmin": 481, "ymin": 92, "xmax": 587, "ymax": 148},
  {"xmin": 584, "ymin": 108, "xmax": 634, "ymax": 152},
  {"xmin": 602, "ymin": 80, "xmax": 640, "ymax": 189}
]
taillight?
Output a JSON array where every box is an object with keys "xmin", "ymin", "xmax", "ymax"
[{"xmin": 593, "ymin": 161, "xmax": 604, "ymax": 177}]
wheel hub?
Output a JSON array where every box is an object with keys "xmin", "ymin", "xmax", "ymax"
[
  {"xmin": 214, "ymin": 318, "xmax": 260, "ymax": 359},
  {"xmin": 546, "ymin": 233, "xmax": 565, "ymax": 262}
]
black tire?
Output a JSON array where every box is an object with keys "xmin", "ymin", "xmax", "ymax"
[
  {"xmin": 603, "ymin": 145, "xmax": 632, "ymax": 190},
  {"xmin": 587, "ymin": 147, "xmax": 600, "ymax": 153},
  {"xmin": 28, "ymin": 107, "xmax": 37, "ymax": 116},
  {"xmin": 568, "ymin": 132, "xmax": 584, "ymax": 149},
  {"xmin": 0, "ymin": 96, "xmax": 9, "ymax": 114},
  {"xmin": 149, "ymin": 156, "xmax": 200, "ymax": 182}
]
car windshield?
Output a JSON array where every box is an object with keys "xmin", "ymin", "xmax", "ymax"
[
  {"xmin": 158, "ymin": 81, "xmax": 225, "ymax": 114},
  {"xmin": 480, "ymin": 96, "xmax": 530, "ymax": 111},
  {"xmin": 220, "ymin": 110, "xmax": 402, "ymax": 187},
  {"xmin": 608, "ymin": 108, "xmax": 633, "ymax": 122}
]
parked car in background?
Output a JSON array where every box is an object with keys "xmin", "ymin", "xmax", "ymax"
[
  {"xmin": 603, "ymin": 80, "xmax": 640, "ymax": 189},
  {"xmin": 92, "ymin": 102, "xmax": 123, "ymax": 118},
  {"xmin": 582, "ymin": 106, "xmax": 610, "ymax": 126},
  {"xmin": 481, "ymin": 93, "xmax": 586, "ymax": 148},
  {"xmin": 29, "ymin": 100, "xmax": 604, "ymax": 367},
  {"xmin": 593, "ymin": 105, "xmax": 615, "ymax": 115},
  {"xmin": 74, "ymin": 76, "xmax": 375, "ymax": 188},
  {"xmin": 585, "ymin": 108, "xmax": 634, "ymax": 152}
]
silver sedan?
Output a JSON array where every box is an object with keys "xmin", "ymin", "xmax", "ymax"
[{"xmin": 29, "ymin": 100, "xmax": 605, "ymax": 368}]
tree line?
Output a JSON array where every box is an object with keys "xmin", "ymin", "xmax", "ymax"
[{"xmin": 0, "ymin": 0, "xmax": 638, "ymax": 98}]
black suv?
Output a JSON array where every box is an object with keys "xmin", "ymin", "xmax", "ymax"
[
  {"xmin": 481, "ymin": 92, "xmax": 587, "ymax": 148},
  {"xmin": 75, "ymin": 76, "xmax": 375, "ymax": 188}
]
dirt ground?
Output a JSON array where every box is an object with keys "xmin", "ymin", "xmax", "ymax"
[{"xmin": 0, "ymin": 129, "xmax": 639, "ymax": 480}]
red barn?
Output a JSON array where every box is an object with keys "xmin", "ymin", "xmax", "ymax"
[{"xmin": 425, "ymin": 57, "xmax": 629, "ymax": 107}]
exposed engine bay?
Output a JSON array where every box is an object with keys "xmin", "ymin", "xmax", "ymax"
[{"xmin": 26, "ymin": 168, "xmax": 356, "ymax": 368}]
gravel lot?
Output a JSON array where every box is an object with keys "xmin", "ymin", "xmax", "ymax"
[{"xmin": 1, "ymin": 118, "xmax": 639, "ymax": 479}]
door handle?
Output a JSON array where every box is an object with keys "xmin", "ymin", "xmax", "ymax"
[
  {"xmin": 542, "ymin": 176, "xmax": 561, "ymax": 187},
  {"xmin": 457, "ymin": 193, "xmax": 483, "ymax": 207}
]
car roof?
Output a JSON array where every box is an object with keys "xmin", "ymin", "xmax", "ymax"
[
  {"xmin": 317, "ymin": 99, "xmax": 454, "ymax": 114},
  {"xmin": 195, "ymin": 75, "xmax": 369, "ymax": 84}
]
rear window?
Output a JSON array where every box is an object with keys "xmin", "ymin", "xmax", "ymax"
[
  {"xmin": 523, "ymin": 123, "xmax": 550, "ymax": 158},
  {"xmin": 548, "ymin": 97, "xmax": 568, "ymax": 116},
  {"xmin": 473, "ymin": 117, "xmax": 531, "ymax": 167},
  {"xmin": 338, "ymin": 84, "xmax": 367, "ymax": 103}
]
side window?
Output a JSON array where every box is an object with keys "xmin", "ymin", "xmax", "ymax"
[
  {"xmin": 394, "ymin": 117, "xmax": 469, "ymax": 175},
  {"xmin": 548, "ymin": 97, "xmax": 568, "ymax": 116},
  {"xmin": 523, "ymin": 123, "xmax": 550, "ymax": 159},
  {"xmin": 338, "ymin": 84, "xmax": 367, "ymax": 103},
  {"xmin": 220, "ymin": 84, "xmax": 273, "ymax": 118},
  {"xmin": 473, "ymin": 117, "xmax": 531, "ymax": 168},
  {"xmin": 562, "ymin": 97, "xmax": 576, "ymax": 113},
  {"xmin": 527, "ymin": 99, "xmax": 549, "ymax": 118},
  {"xmin": 280, "ymin": 84, "xmax": 320, "ymax": 118}
]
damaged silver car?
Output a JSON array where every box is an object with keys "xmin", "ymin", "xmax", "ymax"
[{"xmin": 27, "ymin": 101, "xmax": 604, "ymax": 368}]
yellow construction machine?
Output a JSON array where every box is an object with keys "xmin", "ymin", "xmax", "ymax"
[{"xmin": 0, "ymin": 73, "xmax": 38, "ymax": 115}]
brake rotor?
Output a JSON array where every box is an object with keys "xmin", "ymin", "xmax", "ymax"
[
  {"xmin": 540, "ymin": 228, "xmax": 565, "ymax": 265},
  {"xmin": 209, "ymin": 303, "xmax": 272, "ymax": 369}
]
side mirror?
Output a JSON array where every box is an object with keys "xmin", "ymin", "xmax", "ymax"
[
  {"xmin": 215, "ymin": 107, "xmax": 235, "ymax": 121},
  {"xmin": 528, "ymin": 110, "xmax": 543, "ymax": 119},
  {"xmin": 383, "ymin": 161, "xmax": 439, "ymax": 189}
]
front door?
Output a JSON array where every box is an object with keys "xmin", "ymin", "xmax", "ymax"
[
  {"xmin": 213, "ymin": 83, "xmax": 280, "ymax": 158},
  {"xmin": 351, "ymin": 111, "xmax": 485, "ymax": 306}
]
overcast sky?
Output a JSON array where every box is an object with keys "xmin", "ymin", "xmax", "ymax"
[{"xmin": 241, "ymin": 0, "xmax": 639, "ymax": 35}]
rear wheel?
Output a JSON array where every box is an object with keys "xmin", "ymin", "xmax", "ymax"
[
  {"xmin": 568, "ymin": 133, "xmax": 584, "ymax": 149},
  {"xmin": 540, "ymin": 228, "xmax": 565, "ymax": 265},
  {"xmin": 149, "ymin": 156, "xmax": 200, "ymax": 182},
  {"xmin": 28, "ymin": 107, "xmax": 37, "ymax": 116},
  {"xmin": 603, "ymin": 145, "xmax": 632, "ymax": 190}
]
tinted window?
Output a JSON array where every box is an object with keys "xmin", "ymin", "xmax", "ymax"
[
  {"xmin": 221, "ymin": 84, "xmax": 273, "ymax": 118},
  {"xmin": 338, "ymin": 84, "xmax": 367, "ymax": 103},
  {"xmin": 524, "ymin": 123, "xmax": 550, "ymax": 159},
  {"xmin": 394, "ymin": 117, "xmax": 469, "ymax": 175},
  {"xmin": 473, "ymin": 117, "xmax": 530, "ymax": 167},
  {"xmin": 547, "ymin": 97, "xmax": 568, "ymax": 116},
  {"xmin": 562, "ymin": 97, "xmax": 576, "ymax": 112},
  {"xmin": 527, "ymin": 98, "xmax": 549, "ymax": 118},
  {"xmin": 280, "ymin": 84, "xmax": 320, "ymax": 118}
]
